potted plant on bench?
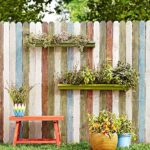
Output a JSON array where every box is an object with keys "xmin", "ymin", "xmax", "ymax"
[
  {"xmin": 88, "ymin": 110, "xmax": 119, "ymax": 150},
  {"xmin": 117, "ymin": 114, "xmax": 136, "ymax": 147},
  {"xmin": 6, "ymin": 84, "xmax": 33, "ymax": 117}
]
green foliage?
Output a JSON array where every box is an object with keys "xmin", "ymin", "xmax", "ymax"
[
  {"xmin": 59, "ymin": 66, "xmax": 95, "ymax": 85},
  {"xmin": 27, "ymin": 31, "xmax": 91, "ymax": 52},
  {"xmin": 88, "ymin": 110, "xmax": 118, "ymax": 138},
  {"xmin": 0, "ymin": 0, "xmax": 52, "ymax": 22},
  {"xmin": 117, "ymin": 114, "xmax": 136, "ymax": 141},
  {"xmin": 58, "ymin": 61, "xmax": 138, "ymax": 89},
  {"xmin": 6, "ymin": 84, "xmax": 33, "ymax": 104},
  {"xmin": 112, "ymin": 61, "xmax": 138, "ymax": 89},
  {"xmin": 56, "ymin": 0, "xmax": 150, "ymax": 21}
]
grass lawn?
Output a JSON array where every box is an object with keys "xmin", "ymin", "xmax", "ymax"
[{"xmin": 0, "ymin": 142, "xmax": 150, "ymax": 150}]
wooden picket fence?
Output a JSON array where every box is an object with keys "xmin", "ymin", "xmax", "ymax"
[{"xmin": 0, "ymin": 21, "xmax": 150, "ymax": 143}]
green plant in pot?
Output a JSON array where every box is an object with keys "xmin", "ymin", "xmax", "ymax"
[
  {"xmin": 88, "ymin": 110, "xmax": 119, "ymax": 150},
  {"xmin": 117, "ymin": 114, "xmax": 136, "ymax": 148},
  {"xmin": 6, "ymin": 85, "xmax": 32, "ymax": 117}
]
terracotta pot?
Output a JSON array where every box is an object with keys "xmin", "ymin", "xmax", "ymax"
[{"xmin": 89, "ymin": 133, "xmax": 118, "ymax": 150}]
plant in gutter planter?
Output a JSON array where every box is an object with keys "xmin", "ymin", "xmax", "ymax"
[
  {"xmin": 27, "ymin": 31, "xmax": 92, "ymax": 52},
  {"xmin": 6, "ymin": 85, "xmax": 33, "ymax": 117},
  {"xmin": 117, "ymin": 114, "xmax": 136, "ymax": 148},
  {"xmin": 88, "ymin": 110, "xmax": 118, "ymax": 150},
  {"xmin": 58, "ymin": 61, "xmax": 138, "ymax": 90}
]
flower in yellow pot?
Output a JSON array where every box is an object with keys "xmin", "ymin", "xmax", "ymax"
[{"xmin": 88, "ymin": 110, "xmax": 118, "ymax": 150}]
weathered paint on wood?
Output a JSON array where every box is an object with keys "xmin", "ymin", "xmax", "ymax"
[
  {"xmin": 80, "ymin": 22, "xmax": 88, "ymax": 142},
  {"xmin": 22, "ymin": 22, "xmax": 29, "ymax": 138},
  {"xmin": 29, "ymin": 22, "xmax": 37, "ymax": 139},
  {"xmin": 60, "ymin": 22, "xmax": 67, "ymax": 143},
  {"xmin": 119, "ymin": 21, "xmax": 126, "ymax": 115},
  {"xmin": 106, "ymin": 21, "xmax": 113, "ymax": 112},
  {"xmin": 48, "ymin": 22, "xmax": 55, "ymax": 138},
  {"xmin": 54, "ymin": 22, "xmax": 61, "ymax": 116},
  {"xmin": 67, "ymin": 22, "xmax": 74, "ymax": 143},
  {"xmin": 99, "ymin": 22, "xmax": 106, "ymax": 111},
  {"xmin": 42, "ymin": 22, "xmax": 49, "ymax": 138},
  {"xmin": 35, "ymin": 22, "xmax": 42, "ymax": 138},
  {"xmin": 138, "ymin": 21, "xmax": 145, "ymax": 142},
  {"xmin": 16, "ymin": 22, "xmax": 23, "ymax": 88},
  {"xmin": 73, "ymin": 22, "xmax": 80, "ymax": 142},
  {"xmin": 145, "ymin": 21, "xmax": 150, "ymax": 143},
  {"xmin": 112, "ymin": 21, "xmax": 119, "ymax": 116},
  {"xmin": 125, "ymin": 21, "xmax": 132, "ymax": 120},
  {"xmin": 132, "ymin": 21, "xmax": 140, "ymax": 141},
  {"xmin": 9, "ymin": 22, "xmax": 16, "ymax": 142},
  {"xmin": 0, "ymin": 22, "xmax": 3, "ymax": 142},
  {"xmin": 3, "ymin": 22, "xmax": 10, "ymax": 143},
  {"xmin": 1, "ymin": 21, "xmax": 150, "ymax": 143},
  {"xmin": 93, "ymin": 21, "xmax": 100, "ymax": 116}
]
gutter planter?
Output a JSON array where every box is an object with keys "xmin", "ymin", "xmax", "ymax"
[
  {"xmin": 29, "ymin": 41, "xmax": 95, "ymax": 48},
  {"xmin": 58, "ymin": 84, "xmax": 128, "ymax": 91}
]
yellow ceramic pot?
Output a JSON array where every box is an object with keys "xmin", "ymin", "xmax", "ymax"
[{"xmin": 89, "ymin": 133, "xmax": 118, "ymax": 150}]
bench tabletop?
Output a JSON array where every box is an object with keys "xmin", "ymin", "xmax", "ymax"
[{"xmin": 9, "ymin": 116, "xmax": 64, "ymax": 121}]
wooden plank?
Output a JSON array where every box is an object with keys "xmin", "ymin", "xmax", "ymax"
[
  {"xmin": 3, "ymin": 22, "xmax": 10, "ymax": 143},
  {"xmin": 126, "ymin": 21, "xmax": 132, "ymax": 120},
  {"xmin": 48, "ymin": 22, "xmax": 55, "ymax": 138},
  {"xmin": 42, "ymin": 22, "xmax": 49, "ymax": 138},
  {"xmin": 138, "ymin": 21, "xmax": 145, "ymax": 142},
  {"xmin": 29, "ymin": 22, "xmax": 36, "ymax": 139},
  {"xmin": 106, "ymin": 21, "xmax": 113, "ymax": 112},
  {"xmin": 60, "ymin": 22, "xmax": 67, "ymax": 143},
  {"xmin": 72, "ymin": 22, "xmax": 80, "ymax": 143},
  {"xmin": 22, "ymin": 22, "xmax": 29, "ymax": 138},
  {"xmin": 0, "ymin": 22, "xmax": 3, "ymax": 142},
  {"xmin": 112, "ymin": 21, "xmax": 120, "ymax": 116},
  {"xmin": 16, "ymin": 22, "xmax": 23, "ymax": 88},
  {"xmin": 67, "ymin": 22, "xmax": 74, "ymax": 143},
  {"xmin": 80, "ymin": 22, "xmax": 87, "ymax": 142},
  {"xmin": 99, "ymin": 21, "xmax": 106, "ymax": 111},
  {"xmin": 145, "ymin": 21, "xmax": 150, "ymax": 143},
  {"xmin": 35, "ymin": 22, "xmax": 42, "ymax": 138},
  {"xmin": 54, "ymin": 22, "xmax": 61, "ymax": 116},
  {"xmin": 119, "ymin": 21, "xmax": 126, "ymax": 114},
  {"xmin": 132, "ymin": 21, "xmax": 140, "ymax": 142},
  {"xmin": 92, "ymin": 21, "xmax": 100, "ymax": 116},
  {"xmin": 9, "ymin": 22, "xmax": 16, "ymax": 142},
  {"xmin": 86, "ymin": 21, "xmax": 93, "ymax": 116}
]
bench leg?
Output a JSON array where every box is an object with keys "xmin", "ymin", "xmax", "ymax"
[
  {"xmin": 13, "ymin": 121, "xmax": 21, "ymax": 146},
  {"xmin": 54, "ymin": 121, "xmax": 61, "ymax": 146}
]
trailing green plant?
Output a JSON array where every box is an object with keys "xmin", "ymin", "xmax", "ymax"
[
  {"xmin": 117, "ymin": 114, "xmax": 136, "ymax": 141},
  {"xmin": 58, "ymin": 61, "xmax": 138, "ymax": 89},
  {"xmin": 6, "ymin": 84, "xmax": 33, "ymax": 104},
  {"xmin": 88, "ymin": 110, "xmax": 119, "ymax": 138},
  {"xmin": 27, "ymin": 31, "xmax": 91, "ymax": 52}
]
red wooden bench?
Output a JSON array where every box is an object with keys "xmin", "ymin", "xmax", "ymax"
[{"xmin": 9, "ymin": 116, "xmax": 64, "ymax": 146}]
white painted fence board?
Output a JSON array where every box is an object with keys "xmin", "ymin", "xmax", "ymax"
[
  {"xmin": 112, "ymin": 21, "xmax": 119, "ymax": 116},
  {"xmin": 3, "ymin": 22, "xmax": 10, "ymax": 143},
  {"xmin": 145, "ymin": 21, "xmax": 150, "ymax": 142},
  {"xmin": 93, "ymin": 21, "xmax": 100, "ymax": 116},
  {"xmin": 73, "ymin": 22, "xmax": 80, "ymax": 142},
  {"xmin": 126, "ymin": 21, "xmax": 132, "ymax": 120}
]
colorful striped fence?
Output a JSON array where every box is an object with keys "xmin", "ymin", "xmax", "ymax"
[{"xmin": 0, "ymin": 21, "xmax": 150, "ymax": 143}]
